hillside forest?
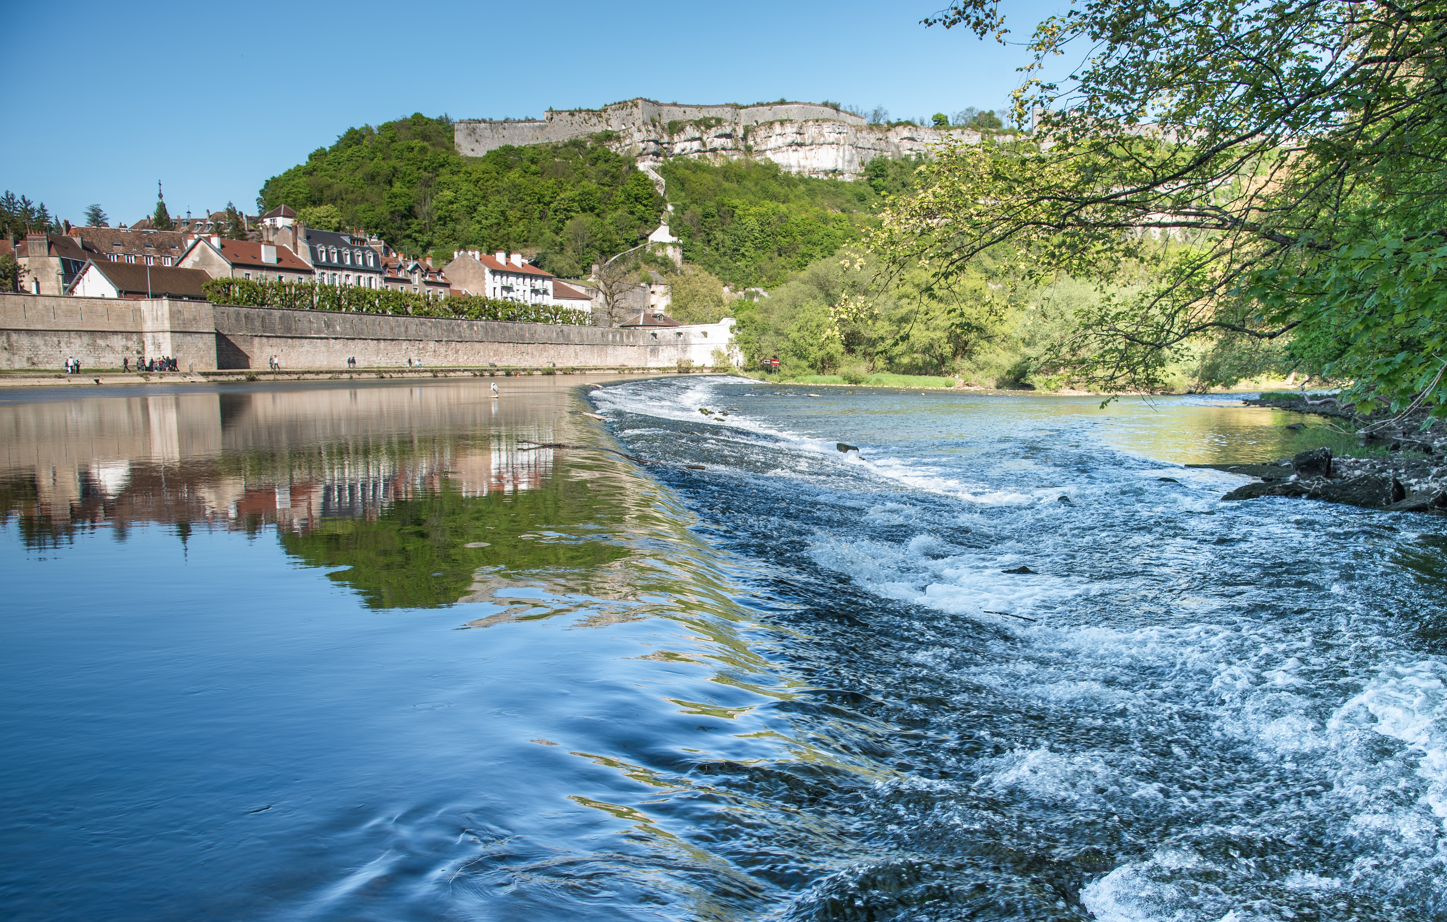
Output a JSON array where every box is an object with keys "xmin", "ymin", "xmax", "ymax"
[{"xmin": 249, "ymin": 114, "xmax": 1136, "ymax": 387}]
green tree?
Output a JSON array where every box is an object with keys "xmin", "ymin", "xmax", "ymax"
[
  {"xmin": 666, "ymin": 265, "xmax": 729, "ymax": 324},
  {"xmin": 83, "ymin": 204, "xmax": 107, "ymax": 227},
  {"xmin": 151, "ymin": 183, "xmax": 173, "ymax": 230},
  {"xmin": 221, "ymin": 202, "xmax": 249, "ymax": 240},
  {"xmin": 932, "ymin": 113, "xmax": 950, "ymax": 128},
  {"xmin": 0, "ymin": 253, "xmax": 22, "ymax": 292},
  {"xmin": 296, "ymin": 204, "xmax": 341, "ymax": 231},
  {"xmin": 886, "ymin": 0, "xmax": 1447, "ymax": 412}
]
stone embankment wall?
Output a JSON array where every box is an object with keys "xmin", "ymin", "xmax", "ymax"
[
  {"xmin": 0, "ymin": 294, "xmax": 737, "ymax": 372},
  {"xmin": 213, "ymin": 306, "xmax": 733, "ymax": 370},
  {"xmin": 0, "ymin": 294, "xmax": 219, "ymax": 370},
  {"xmin": 455, "ymin": 97, "xmax": 985, "ymax": 180}
]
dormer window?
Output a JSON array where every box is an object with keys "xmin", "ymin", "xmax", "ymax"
[
  {"xmin": 366, "ymin": 252, "xmax": 374, "ymax": 267},
  {"xmin": 329, "ymin": 246, "xmax": 338, "ymax": 262}
]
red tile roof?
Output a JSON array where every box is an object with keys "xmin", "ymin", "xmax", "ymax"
[
  {"xmin": 470, "ymin": 253, "xmax": 554, "ymax": 278},
  {"xmin": 551, "ymin": 281, "xmax": 592, "ymax": 301},
  {"xmin": 214, "ymin": 239, "xmax": 312, "ymax": 272},
  {"xmin": 76, "ymin": 261, "xmax": 212, "ymax": 299}
]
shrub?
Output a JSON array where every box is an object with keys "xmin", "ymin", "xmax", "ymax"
[{"xmin": 204, "ymin": 278, "xmax": 589, "ymax": 325}]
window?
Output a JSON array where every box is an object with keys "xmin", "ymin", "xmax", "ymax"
[
  {"xmin": 366, "ymin": 252, "xmax": 374, "ymax": 267},
  {"xmin": 343, "ymin": 249, "xmax": 351, "ymax": 265},
  {"xmin": 125, "ymin": 254, "xmax": 135, "ymax": 263},
  {"xmin": 244, "ymin": 272, "xmax": 251, "ymax": 280},
  {"xmin": 344, "ymin": 274, "xmax": 351, "ymax": 286},
  {"xmin": 161, "ymin": 257, "xmax": 172, "ymax": 266},
  {"xmin": 329, "ymin": 247, "xmax": 338, "ymax": 262},
  {"xmin": 145, "ymin": 255, "xmax": 154, "ymax": 265},
  {"xmin": 316, "ymin": 246, "xmax": 325, "ymax": 263}
]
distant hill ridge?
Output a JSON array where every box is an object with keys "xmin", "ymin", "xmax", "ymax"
[{"xmin": 455, "ymin": 98, "xmax": 985, "ymax": 180}]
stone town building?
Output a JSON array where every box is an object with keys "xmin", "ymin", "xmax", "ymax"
[
  {"xmin": 15, "ymin": 233, "xmax": 92, "ymax": 294},
  {"xmin": 67, "ymin": 260, "xmax": 212, "ymax": 300},
  {"xmin": 68, "ymin": 226, "xmax": 189, "ymax": 268},
  {"xmin": 381, "ymin": 256, "xmax": 450, "ymax": 298},
  {"xmin": 551, "ymin": 280, "xmax": 593, "ymax": 314},
  {"xmin": 260, "ymin": 205, "xmax": 296, "ymax": 232},
  {"xmin": 177, "ymin": 237, "xmax": 314, "ymax": 284},
  {"xmin": 173, "ymin": 212, "xmax": 251, "ymax": 237},
  {"xmin": 444, "ymin": 251, "xmax": 566, "ymax": 306},
  {"xmin": 296, "ymin": 228, "xmax": 387, "ymax": 288}
]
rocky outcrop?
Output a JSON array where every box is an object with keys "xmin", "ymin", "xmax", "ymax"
[{"xmin": 455, "ymin": 98, "xmax": 989, "ymax": 180}]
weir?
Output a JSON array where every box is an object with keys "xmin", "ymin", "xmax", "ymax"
[{"xmin": 0, "ymin": 293, "xmax": 734, "ymax": 372}]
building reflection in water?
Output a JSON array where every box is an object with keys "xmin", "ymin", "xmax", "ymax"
[{"xmin": 0, "ymin": 383, "xmax": 558, "ymax": 548}]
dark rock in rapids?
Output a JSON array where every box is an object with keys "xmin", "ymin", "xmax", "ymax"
[
  {"xmin": 1293, "ymin": 447, "xmax": 1333, "ymax": 478},
  {"xmin": 837, "ymin": 443, "xmax": 859, "ymax": 453},
  {"xmin": 1158, "ymin": 477, "xmax": 1180, "ymax": 483},
  {"xmin": 1223, "ymin": 474, "xmax": 1401, "ymax": 508},
  {"xmin": 1186, "ymin": 462, "xmax": 1291, "ymax": 481},
  {"xmin": 1002, "ymin": 565, "xmax": 1038, "ymax": 574},
  {"xmin": 1057, "ymin": 495, "xmax": 1072, "ymax": 503},
  {"xmin": 1387, "ymin": 492, "xmax": 1447, "ymax": 513},
  {"xmin": 1222, "ymin": 480, "xmax": 1309, "ymax": 502}
]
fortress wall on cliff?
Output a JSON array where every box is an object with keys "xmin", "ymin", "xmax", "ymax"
[{"xmin": 455, "ymin": 98, "xmax": 986, "ymax": 180}]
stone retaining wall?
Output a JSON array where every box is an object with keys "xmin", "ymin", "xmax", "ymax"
[
  {"xmin": 0, "ymin": 294, "xmax": 217, "ymax": 371},
  {"xmin": 0, "ymin": 294, "xmax": 734, "ymax": 372}
]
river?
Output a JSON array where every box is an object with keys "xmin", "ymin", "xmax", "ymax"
[{"xmin": 1, "ymin": 376, "xmax": 1443, "ymax": 921}]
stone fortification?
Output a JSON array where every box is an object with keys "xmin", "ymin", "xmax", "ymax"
[
  {"xmin": 455, "ymin": 98, "xmax": 982, "ymax": 179},
  {"xmin": 0, "ymin": 294, "xmax": 734, "ymax": 373}
]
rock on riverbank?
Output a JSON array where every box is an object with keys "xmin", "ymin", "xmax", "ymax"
[{"xmin": 1210, "ymin": 394, "xmax": 1447, "ymax": 513}]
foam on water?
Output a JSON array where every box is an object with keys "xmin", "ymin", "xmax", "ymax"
[{"xmin": 590, "ymin": 376, "xmax": 1447, "ymax": 920}]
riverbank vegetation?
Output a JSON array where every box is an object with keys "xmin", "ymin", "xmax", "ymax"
[{"xmin": 874, "ymin": 0, "xmax": 1447, "ymax": 415}]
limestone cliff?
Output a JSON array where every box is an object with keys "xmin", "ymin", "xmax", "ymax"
[{"xmin": 454, "ymin": 98, "xmax": 987, "ymax": 180}]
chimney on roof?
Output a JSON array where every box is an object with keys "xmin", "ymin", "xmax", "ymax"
[
  {"xmin": 495, "ymin": 251, "xmax": 506, "ymax": 263},
  {"xmin": 510, "ymin": 252, "xmax": 523, "ymax": 267},
  {"xmin": 260, "ymin": 243, "xmax": 277, "ymax": 264}
]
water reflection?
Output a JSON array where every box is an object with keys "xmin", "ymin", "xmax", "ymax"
[{"xmin": 0, "ymin": 382, "xmax": 615, "ymax": 608}]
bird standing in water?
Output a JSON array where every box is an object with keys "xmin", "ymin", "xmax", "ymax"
[{"xmin": 491, "ymin": 382, "xmax": 499, "ymax": 399}]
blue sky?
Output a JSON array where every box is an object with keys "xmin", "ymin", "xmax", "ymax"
[{"xmin": 3, "ymin": 0, "xmax": 1066, "ymax": 226}]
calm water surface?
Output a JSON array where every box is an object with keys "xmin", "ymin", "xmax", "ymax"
[{"xmin": 2, "ymin": 378, "xmax": 1444, "ymax": 921}]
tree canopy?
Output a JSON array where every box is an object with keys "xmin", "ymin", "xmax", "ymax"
[
  {"xmin": 660, "ymin": 156, "xmax": 919, "ymax": 288},
  {"xmin": 1, "ymin": 191, "xmax": 62, "ymax": 238},
  {"xmin": 881, "ymin": 0, "xmax": 1447, "ymax": 412},
  {"xmin": 257, "ymin": 114, "xmax": 662, "ymax": 276}
]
